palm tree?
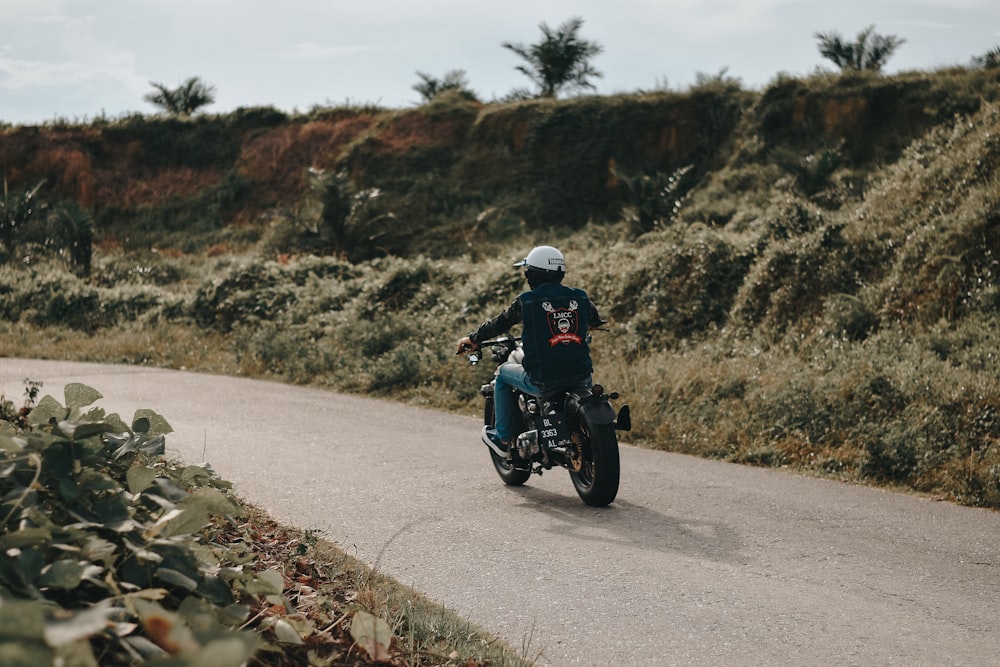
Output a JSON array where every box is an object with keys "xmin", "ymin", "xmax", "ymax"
[
  {"xmin": 412, "ymin": 70, "xmax": 479, "ymax": 103},
  {"xmin": 814, "ymin": 25, "xmax": 905, "ymax": 73},
  {"xmin": 144, "ymin": 77, "xmax": 217, "ymax": 116},
  {"xmin": 971, "ymin": 46, "xmax": 1000, "ymax": 69},
  {"xmin": 502, "ymin": 17, "xmax": 603, "ymax": 98}
]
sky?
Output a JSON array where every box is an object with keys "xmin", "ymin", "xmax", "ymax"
[{"xmin": 1, "ymin": 0, "xmax": 999, "ymax": 125}]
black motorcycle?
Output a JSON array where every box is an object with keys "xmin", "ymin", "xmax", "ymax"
[{"xmin": 467, "ymin": 336, "xmax": 631, "ymax": 507}]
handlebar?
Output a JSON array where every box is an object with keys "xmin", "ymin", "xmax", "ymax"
[{"xmin": 463, "ymin": 336, "xmax": 520, "ymax": 366}]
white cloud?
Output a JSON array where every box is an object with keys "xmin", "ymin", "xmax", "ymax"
[
  {"xmin": 279, "ymin": 41, "xmax": 383, "ymax": 61},
  {"xmin": 0, "ymin": 50, "xmax": 144, "ymax": 100}
]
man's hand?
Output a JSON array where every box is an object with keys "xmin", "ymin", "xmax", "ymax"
[{"xmin": 456, "ymin": 336, "xmax": 478, "ymax": 355}]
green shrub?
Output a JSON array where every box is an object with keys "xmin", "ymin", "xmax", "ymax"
[
  {"xmin": 0, "ymin": 383, "xmax": 262, "ymax": 666},
  {"xmin": 95, "ymin": 252, "xmax": 188, "ymax": 286}
]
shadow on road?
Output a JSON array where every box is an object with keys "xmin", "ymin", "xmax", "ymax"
[{"xmin": 510, "ymin": 486, "xmax": 743, "ymax": 564}]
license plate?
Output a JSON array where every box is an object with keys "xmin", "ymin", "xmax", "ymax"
[{"xmin": 538, "ymin": 413, "xmax": 570, "ymax": 449}]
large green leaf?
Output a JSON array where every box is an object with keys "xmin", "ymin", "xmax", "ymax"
[
  {"xmin": 55, "ymin": 420, "xmax": 110, "ymax": 442},
  {"xmin": 241, "ymin": 568, "xmax": 283, "ymax": 597},
  {"xmin": 27, "ymin": 395, "xmax": 65, "ymax": 426},
  {"xmin": 58, "ymin": 476, "xmax": 80, "ymax": 502},
  {"xmin": 182, "ymin": 487, "xmax": 242, "ymax": 516},
  {"xmin": 133, "ymin": 598, "xmax": 200, "ymax": 654},
  {"xmin": 0, "ymin": 599, "xmax": 46, "ymax": 640},
  {"xmin": 38, "ymin": 559, "xmax": 87, "ymax": 589},
  {"xmin": 101, "ymin": 412, "xmax": 130, "ymax": 434},
  {"xmin": 132, "ymin": 409, "xmax": 173, "ymax": 436},
  {"xmin": 93, "ymin": 494, "xmax": 135, "ymax": 532},
  {"xmin": 51, "ymin": 642, "xmax": 99, "ymax": 667},
  {"xmin": 63, "ymin": 383, "xmax": 102, "ymax": 410},
  {"xmin": 350, "ymin": 610, "xmax": 394, "ymax": 662},
  {"xmin": 156, "ymin": 566, "xmax": 199, "ymax": 591},
  {"xmin": 0, "ymin": 527, "xmax": 53, "ymax": 550},
  {"xmin": 186, "ymin": 635, "xmax": 259, "ymax": 667},
  {"xmin": 0, "ymin": 552, "xmax": 39, "ymax": 597},
  {"xmin": 78, "ymin": 469, "xmax": 119, "ymax": 493},
  {"xmin": 43, "ymin": 601, "xmax": 112, "ymax": 650},
  {"xmin": 160, "ymin": 507, "xmax": 209, "ymax": 538},
  {"xmin": 126, "ymin": 466, "xmax": 159, "ymax": 494},
  {"xmin": 161, "ymin": 487, "xmax": 241, "ymax": 538},
  {"xmin": 180, "ymin": 464, "xmax": 213, "ymax": 487},
  {"xmin": 270, "ymin": 618, "xmax": 303, "ymax": 644},
  {"xmin": 0, "ymin": 642, "xmax": 55, "ymax": 667}
]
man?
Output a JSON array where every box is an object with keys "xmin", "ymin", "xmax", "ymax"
[{"xmin": 456, "ymin": 245, "xmax": 603, "ymax": 457}]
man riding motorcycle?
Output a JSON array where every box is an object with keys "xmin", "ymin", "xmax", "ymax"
[{"xmin": 456, "ymin": 245, "xmax": 603, "ymax": 458}]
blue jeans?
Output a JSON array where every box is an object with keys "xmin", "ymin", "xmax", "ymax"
[
  {"xmin": 493, "ymin": 362, "xmax": 591, "ymax": 442},
  {"xmin": 493, "ymin": 363, "xmax": 541, "ymax": 442}
]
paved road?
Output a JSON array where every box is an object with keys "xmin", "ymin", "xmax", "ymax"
[{"xmin": 3, "ymin": 359, "xmax": 999, "ymax": 666}]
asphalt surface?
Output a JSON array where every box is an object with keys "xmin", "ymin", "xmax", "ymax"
[{"xmin": 3, "ymin": 359, "xmax": 1000, "ymax": 666}]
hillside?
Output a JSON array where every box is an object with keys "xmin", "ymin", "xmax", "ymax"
[{"xmin": 2, "ymin": 66, "xmax": 1000, "ymax": 508}]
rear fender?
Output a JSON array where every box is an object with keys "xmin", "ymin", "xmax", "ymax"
[{"xmin": 564, "ymin": 388, "xmax": 617, "ymax": 428}]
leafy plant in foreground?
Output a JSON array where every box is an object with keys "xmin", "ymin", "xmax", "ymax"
[
  {"xmin": 0, "ymin": 383, "xmax": 262, "ymax": 666},
  {"xmin": 0, "ymin": 381, "xmax": 515, "ymax": 666}
]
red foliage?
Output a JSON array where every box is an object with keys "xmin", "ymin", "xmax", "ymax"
[
  {"xmin": 238, "ymin": 116, "xmax": 376, "ymax": 199},
  {"xmin": 94, "ymin": 166, "xmax": 221, "ymax": 208},
  {"xmin": 375, "ymin": 112, "xmax": 471, "ymax": 154},
  {"xmin": 26, "ymin": 146, "xmax": 98, "ymax": 206}
]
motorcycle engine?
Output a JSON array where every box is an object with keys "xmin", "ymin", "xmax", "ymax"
[{"xmin": 516, "ymin": 429, "xmax": 540, "ymax": 458}]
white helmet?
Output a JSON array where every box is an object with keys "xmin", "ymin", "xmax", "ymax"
[{"xmin": 513, "ymin": 245, "xmax": 565, "ymax": 274}]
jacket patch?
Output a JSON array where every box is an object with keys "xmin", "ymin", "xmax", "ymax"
[{"xmin": 542, "ymin": 300, "xmax": 582, "ymax": 346}]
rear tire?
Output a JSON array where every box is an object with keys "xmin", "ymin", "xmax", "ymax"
[
  {"xmin": 484, "ymin": 395, "xmax": 530, "ymax": 486},
  {"xmin": 569, "ymin": 416, "xmax": 620, "ymax": 506}
]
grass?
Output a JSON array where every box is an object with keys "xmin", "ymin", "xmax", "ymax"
[{"xmin": 219, "ymin": 503, "xmax": 536, "ymax": 666}]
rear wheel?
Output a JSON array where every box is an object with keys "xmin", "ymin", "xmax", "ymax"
[
  {"xmin": 484, "ymin": 395, "xmax": 530, "ymax": 486},
  {"xmin": 569, "ymin": 415, "xmax": 620, "ymax": 506}
]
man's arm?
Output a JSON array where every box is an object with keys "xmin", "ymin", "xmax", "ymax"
[
  {"xmin": 456, "ymin": 298, "xmax": 523, "ymax": 354},
  {"xmin": 588, "ymin": 300, "xmax": 605, "ymax": 328},
  {"xmin": 470, "ymin": 298, "xmax": 523, "ymax": 344}
]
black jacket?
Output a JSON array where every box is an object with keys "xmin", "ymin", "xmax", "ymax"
[{"xmin": 469, "ymin": 282, "xmax": 603, "ymax": 389}]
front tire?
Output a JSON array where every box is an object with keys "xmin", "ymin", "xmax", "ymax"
[
  {"xmin": 490, "ymin": 450, "xmax": 531, "ymax": 486},
  {"xmin": 484, "ymin": 395, "xmax": 530, "ymax": 486},
  {"xmin": 569, "ymin": 416, "xmax": 620, "ymax": 506}
]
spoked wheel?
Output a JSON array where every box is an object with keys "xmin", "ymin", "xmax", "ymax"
[
  {"xmin": 568, "ymin": 416, "xmax": 620, "ymax": 506},
  {"xmin": 484, "ymin": 396, "xmax": 530, "ymax": 486}
]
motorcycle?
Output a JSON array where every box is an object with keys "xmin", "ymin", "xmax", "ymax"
[{"xmin": 466, "ymin": 336, "xmax": 631, "ymax": 507}]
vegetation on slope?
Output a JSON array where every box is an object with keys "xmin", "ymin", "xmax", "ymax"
[{"xmin": 1, "ymin": 68, "xmax": 999, "ymax": 514}]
